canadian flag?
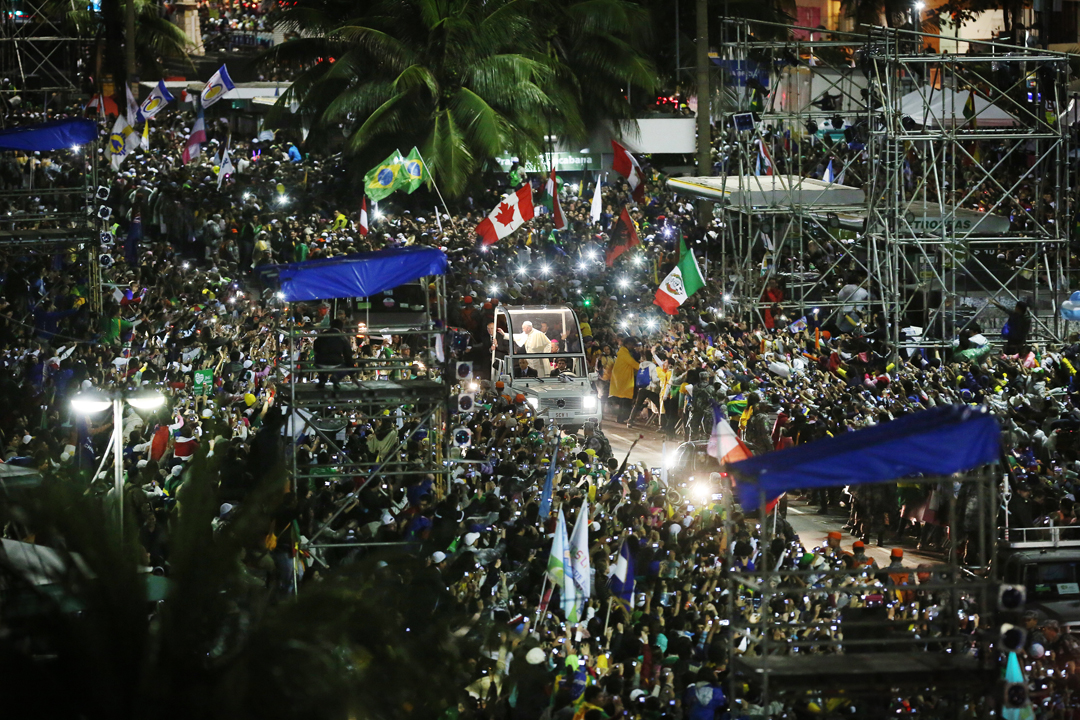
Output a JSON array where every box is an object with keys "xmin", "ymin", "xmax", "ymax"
[
  {"xmin": 477, "ymin": 184, "xmax": 534, "ymax": 245},
  {"xmin": 359, "ymin": 195, "xmax": 369, "ymax": 236},
  {"xmin": 611, "ymin": 140, "xmax": 645, "ymax": 203}
]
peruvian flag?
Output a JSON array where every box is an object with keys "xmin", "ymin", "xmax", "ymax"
[
  {"xmin": 707, "ymin": 404, "xmax": 780, "ymax": 512},
  {"xmin": 605, "ymin": 206, "xmax": 640, "ymax": 266},
  {"xmin": 755, "ymin": 138, "xmax": 774, "ymax": 176},
  {"xmin": 611, "ymin": 140, "xmax": 645, "ymax": 203},
  {"xmin": 477, "ymin": 184, "xmax": 534, "ymax": 245},
  {"xmin": 359, "ymin": 195, "xmax": 369, "ymax": 236},
  {"xmin": 544, "ymin": 167, "xmax": 567, "ymax": 230}
]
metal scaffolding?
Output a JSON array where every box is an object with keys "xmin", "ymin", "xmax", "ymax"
[
  {"xmin": 0, "ymin": 0, "xmax": 86, "ymax": 102},
  {"xmin": 693, "ymin": 20, "xmax": 1072, "ymax": 352},
  {"xmin": 272, "ymin": 274, "xmax": 453, "ymax": 548}
]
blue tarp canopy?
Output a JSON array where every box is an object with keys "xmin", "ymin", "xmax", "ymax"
[
  {"xmin": 262, "ymin": 246, "xmax": 447, "ymax": 302},
  {"xmin": 730, "ymin": 405, "xmax": 1000, "ymax": 511},
  {"xmin": 0, "ymin": 119, "xmax": 98, "ymax": 152}
]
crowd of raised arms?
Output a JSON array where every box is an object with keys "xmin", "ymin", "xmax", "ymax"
[{"xmin": 0, "ymin": 99, "xmax": 1077, "ymax": 718}]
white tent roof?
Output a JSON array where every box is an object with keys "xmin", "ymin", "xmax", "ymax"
[
  {"xmin": 811, "ymin": 200, "xmax": 1011, "ymax": 236},
  {"xmin": 666, "ymin": 175, "xmax": 865, "ymax": 210},
  {"xmin": 899, "ymin": 86, "xmax": 1018, "ymax": 128}
]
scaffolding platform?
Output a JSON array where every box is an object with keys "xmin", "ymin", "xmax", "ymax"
[
  {"xmin": 289, "ymin": 378, "xmax": 447, "ymax": 407},
  {"xmin": 734, "ymin": 653, "xmax": 994, "ymax": 692}
]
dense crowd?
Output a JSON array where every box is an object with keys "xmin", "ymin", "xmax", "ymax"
[{"xmin": 1, "ymin": 87, "xmax": 1079, "ymax": 717}]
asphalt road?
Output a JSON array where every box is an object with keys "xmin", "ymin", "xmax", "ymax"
[{"xmin": 604, "ymin": 421, "xmax": 931, "ymax": 568}]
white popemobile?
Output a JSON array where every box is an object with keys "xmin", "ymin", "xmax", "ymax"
[{"xmin": 491, "ymin": 305, "xmax": 601, "ymax": 432}]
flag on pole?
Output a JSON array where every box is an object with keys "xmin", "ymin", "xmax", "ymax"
[
  {"xmin": 476, "ymin": 184, "xmax": 534, "ymax": 245},
  {"xmin": 401, "ymin": 147, "xmax": 429, "ymax": 193},
  {"xmin": 124, "ymin": 83, "xmax": 139, "ymax": 127},
  {"xmin": 359, "ymin": 195, "xmax": 369, "ymax": 236},
  {"xmin": 141, "ymin": 120, "xmax": 149, "ymax": 148},
  {"xmin": 823, "ymin": 159, "xmax": 835, "ymax": 183},
  {"xmin": 201, "ymin": 65, "xmax": 236, "ymax": 108},
  {"xmin": 589, "ymin": 173, "xmax": 603, "ymax": 224},
  {"xmin": 543, "ymin": 167, "xmax": 567, "ymax": 230},
  {"xmin": 138, "ymin": 80, "xmax": 174, "ymax": 122},
  {"xmin": 547, "ymin": 509, "xmax": 570, "ymax": 585},
  {"xmin": 654, "ymin": 235, "xmax": 705, "ymax": 314},
  {"xmin": 181, "ymin": 106, "xmax": 206, "ymax": 164},
  {"xmin": 108, "ymin": 115, "xmax": 139, "ymax": 170},
  {"xmin": 706, "ymin": 403, "xmax": 780, "ymax": 512},
  {"xmin": 611, "ymin": 140, "xmax": 645, "ymax": 202},
  {"xmin": 567, "ymin": 500, "xmax": 591, "ymax": 623},
  {"xmin": 364, "ymin": 150, "xmax": 406, "ymax": 201},
  {"xmin": 755, "ymin": 138, "xmax": 774, "ymax": 176},
  {"xmin": 605, "ymin": 206, "xmax": 640, "ymax": 266},
  {"xmin": 217, "ymin": 147, "xmax": 234, "ymax": 190},
  {"xmin": 610, "ymin": 538, "xmax": 635, "ymax": 612}
]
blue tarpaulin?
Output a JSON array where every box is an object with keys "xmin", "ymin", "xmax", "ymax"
[
  {"xmin": 0, "ymin": 119, "xmax": 99, "ymax": 152},
  {"xmin": 730, "ymin": 405, "xmax": 1000, "ymax": 511},
  {"xmin": 263, "ymin": 246, "xmax": 447, "ymax": 302}
]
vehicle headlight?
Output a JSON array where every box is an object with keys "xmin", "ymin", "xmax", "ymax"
[
  {"xmin": 526, "ymin": 397, "xmax": 539, "ymax": 409},
  {"xmin": 583, "ymin": 395, "xmax": 597, "ymax": 410}
]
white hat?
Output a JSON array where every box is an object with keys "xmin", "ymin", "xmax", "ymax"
[
  {"xmin": 630, "ymin": 689, "xmax": 647, "ymax": 701},
  {"xmin": 171, "ymin": 465, "xmax": 183, "ymax": 477},
  {"xmin": 431, "ymin": 551, "xmax": 447, "ymax": 563},
  {"xmin": 670, "ymin": 523, "xmax": 682, "ymax": 536},
  {"xmin": 526, "ymin": 647, "xmax": 547, "ymax": 665},
  {"xmin": 219, "ymin": 503, "xmax": 234, "ymax": 517},
  {"xmin": 465, "ymin": 532, "xmax": 480, "ymax": 546}
]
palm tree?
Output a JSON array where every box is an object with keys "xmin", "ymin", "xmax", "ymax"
[
  {"xmin": 0, "ymin": 452, "xmax": 461, "ymax": 720},
  {"xmin": 266, "ymin": 0, "xmax": 658, "ymax": 198}
]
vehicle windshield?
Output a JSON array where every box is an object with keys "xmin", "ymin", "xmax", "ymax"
[
  {"xmin": 498, "ymin": 307, "xmax": 585, "ymax": 380},
  {"xmin": 1024, "ymin": 560, "xmax": 1080, "ymax": 601}
]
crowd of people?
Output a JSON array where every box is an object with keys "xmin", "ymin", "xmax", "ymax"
[{"xmin": 0, "ymin": 81, "xmax": 1079, "ymax": 717}]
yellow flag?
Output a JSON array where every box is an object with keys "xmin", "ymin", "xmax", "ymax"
[{"xmin": 142, "ymin": 121, "xmax": 149, "ymax": 147}]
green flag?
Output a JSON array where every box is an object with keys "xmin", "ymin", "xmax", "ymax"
[
  {"xmin": 364, "ymin": 150, "xmax": 407, "ymax": 202},
  {"xmin": 402, "ymin": 147, "xmax": 429, "ymax": 193}
]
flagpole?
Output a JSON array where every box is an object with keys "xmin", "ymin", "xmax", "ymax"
[
  {"xmin": 535, "ymin": 573, "xmax": 548, "ymax": 625},
  {"xmin": 603, "ymin": 596, "xmax": 614, "ymax": 635},
  {"xmin": 410, "ymin": 147, "xmax": 457, "ymax": 232}
]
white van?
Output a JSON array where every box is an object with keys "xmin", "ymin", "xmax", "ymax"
[{"xmin": 492, "ymin": 304, "xmax": 601, "ymax": 431}]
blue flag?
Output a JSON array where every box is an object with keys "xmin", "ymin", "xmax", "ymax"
[
  {"xmin": 538, "ymin": 439, "xmax": 558, "ymax": 519},
  {"xmin": 610, "ymin": 538, "xmax": 635, "ymax": 610},
  {"xmin": 138, "ymin": 80, "xmax": 174, "ymax": 123}
]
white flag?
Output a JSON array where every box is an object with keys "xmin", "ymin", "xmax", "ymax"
[
  {"xmin": 217, "ymin": 148, "xmax": 234, "ymax": 190},
  {"xmin": 108, "ymin": 115, "xmax": 140, "ymax": 170},
  {"xmin": 567, "ymin": 500, "xmax": 591, "ymax": 622},
  {"xmin": 590, "ymin": 173, "xmax": 602, "ymax": 224}
]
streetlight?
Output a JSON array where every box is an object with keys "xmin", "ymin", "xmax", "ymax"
[{"xmin": 72, "ymin": 388, "xmax": 164, "ymax": 533}]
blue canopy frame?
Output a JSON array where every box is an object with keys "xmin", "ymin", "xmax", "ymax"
[
  {"xmin": 0, "ymin": 119, "xmax": 98, "ymax": 152},
  {"xmin": 730, "ymin": 405, "xmax": 1001, "ymax": 511},
  {"xmin": 260, "ymin": 246, "xmax": 448, "ymax": 302}
]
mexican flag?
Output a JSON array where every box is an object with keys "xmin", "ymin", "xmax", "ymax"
[
  {"xmin": 654, "ymin": 237, "xmax": 705, "ymax": 314},
  {"xmin": 541, "ymin": 167, "xmax": 567, "ymax": 230}
]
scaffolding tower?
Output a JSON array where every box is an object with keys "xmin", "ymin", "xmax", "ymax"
[
  {"xmin": 0, "ymin": 0, "xmax": 86, "ymax": 106},
  {"xmin": 257, "ymin": 254, "xmax": 453, "ymax": 557},
  {"xmin": 721, "ymin": 407, "xmax": 1003, "ymax": 716},
  {"xmin": 693, "ymin": 21, "xmax": 1072, "ymax": 351}
]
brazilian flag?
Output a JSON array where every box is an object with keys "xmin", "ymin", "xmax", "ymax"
[
  {"xmin": 364, "ymin": 151, "xmax": 406, "ymax": 202},
  {"xmin": 402, "ymin": 147, "xmax": 429, "ymax": 193}
]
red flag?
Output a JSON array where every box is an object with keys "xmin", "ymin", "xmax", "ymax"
[
  {"xmin": 359, "ymin": 195, "xmax": 369, "ymax": 236},
  {"xmin": 605, "ymin": 206, "xmax": 640, "ymax": 266},
  {"xmin": 755, "ymin": 138, "xmax": 774, "ymax": 176},
  {"xmin": 545, "ymin": 167, "xmax": 567, "ymax": 230},
  {"xmin": 477, "ymin": 184, "xmax": 534, "ymax": 245},
  {"xmin": 611, "ymin": 140, "xmax": 645, "ymax": 203}
]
